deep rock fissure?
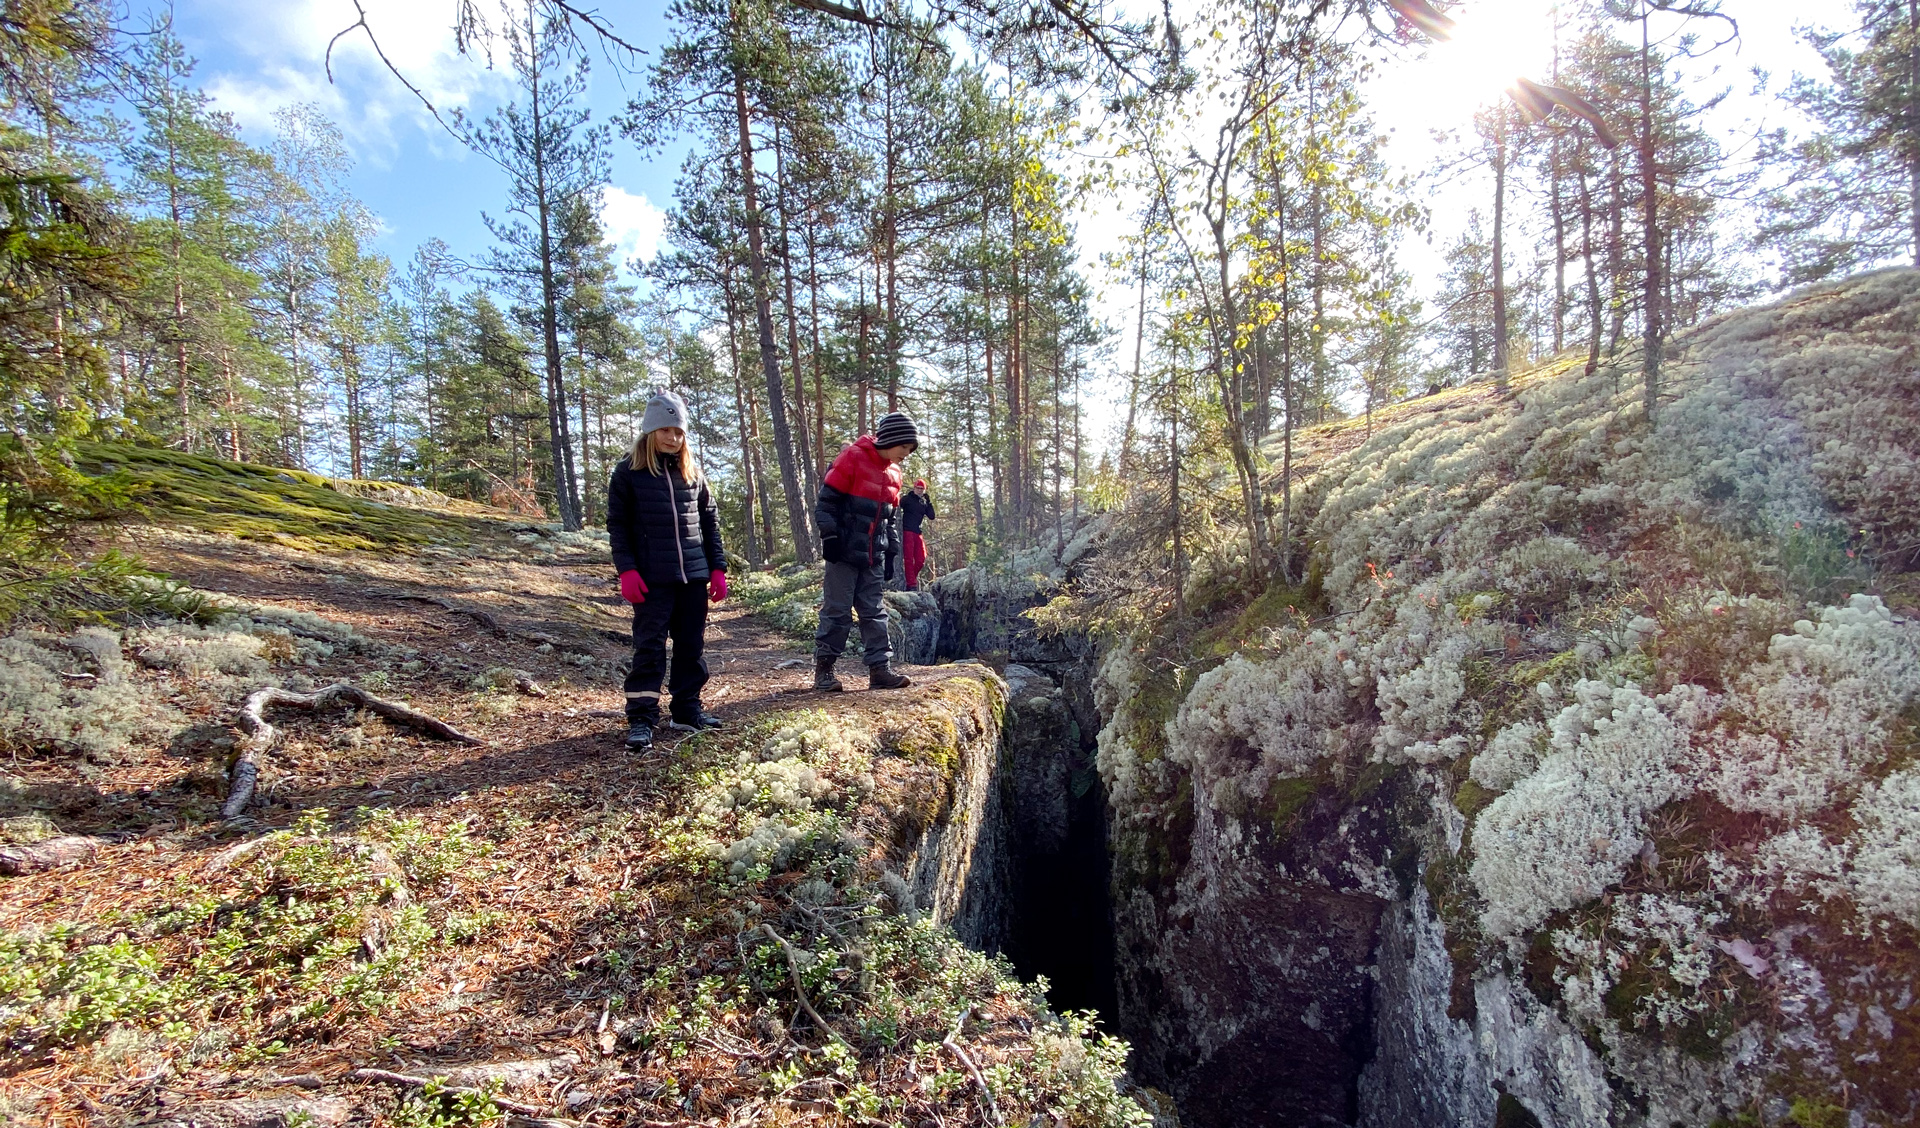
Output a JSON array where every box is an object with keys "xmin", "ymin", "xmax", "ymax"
[
  {"xmin": 936, "ymin": 572, "xmax": 1401, "ymax": 1126},
  {"xmin": 979, "ymin": 644, "xmax": 1395, "ymax": 1128},
  {"xmin": 998, "ymin": 662, "xmax": 1119, "ymax": 1026}
]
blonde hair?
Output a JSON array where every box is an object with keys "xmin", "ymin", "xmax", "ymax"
[{"xmin": 631, "ymin": 430, "xmax": 703, "ymax": 483}]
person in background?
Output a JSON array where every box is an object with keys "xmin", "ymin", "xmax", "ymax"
[
  {"xmin": 606, "ymin": 391, "xmax": 728, "ymax": 751},
  {"xmin": 812, "ymin": 411, "xmax": 918, "ymax": 692},
  {"xmin": 900, "ymin": 479, "xmax": 935, "ymax": 591}
]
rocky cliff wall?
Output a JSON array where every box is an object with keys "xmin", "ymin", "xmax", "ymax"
[
  {"xmin": 1081, "ymin": 271, "xmax": 1920, "ymax": 1127},
  {"xmin": 856, "ymin": 665, "xmax": 1014, "ymax": 952}
]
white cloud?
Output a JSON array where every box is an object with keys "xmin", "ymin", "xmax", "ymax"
[
  {"xmin": 192, "ymin": 0, "xmax": 509, "ymax": 163},
  {"xmin": 599, "ymin": 185, "xmax": 666, "ymax": 270}
]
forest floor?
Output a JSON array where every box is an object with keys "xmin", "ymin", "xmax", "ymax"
[{"xmin": 1, "ymin": 494, "xmax": 1139, "ymax": 1127}]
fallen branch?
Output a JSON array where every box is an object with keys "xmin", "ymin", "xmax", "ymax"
[
  {"xmin": 0, "ymin": 835, "xmax": 101, "ymax": 876},
  {"xmin": 350, "ymin": 1068, "xmax": 554, "ymax": 1118},
  {"xmin": 760, "ymin": 924, "xmax": 852, "ymax": 1050},
  {"xmin": 225, "ymin": 685, "xmax": 482, "ymax": 820},
  {"xmin": 942, "ymin": 1007, "xmax": 1002, "ymax": 1127}
]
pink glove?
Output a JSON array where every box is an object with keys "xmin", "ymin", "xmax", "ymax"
[
  {"xmin": 709, "ymin": 570, "xmax": 728, "ymax": 603},
  {"xmin": 619, "ymin": 570, "xmax": 648, "ymax": 604}
]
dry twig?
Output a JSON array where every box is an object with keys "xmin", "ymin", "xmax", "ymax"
[
  {"xmin": 942, "ymin": 1007, "xmax": 1002, "ymax": 1126},
  {"xmin": 760, "ymin": 924, "xmax": 852, "ymax": 1050},
  {"xmin": 225, "ymin": 684, "xmax": 481, "ymax": 819}
]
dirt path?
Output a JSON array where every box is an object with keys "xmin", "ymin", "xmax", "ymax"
[{"xmin": 1, "ymin": 531, "xmax": 1026, "ymax": 1128}]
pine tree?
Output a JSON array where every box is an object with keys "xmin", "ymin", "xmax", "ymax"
[
  {"xmin": 122, "ymin": 21, "xmax": 269, "ymax": 458},
  {"xmin": 1760, "ymin": 0, "xmax": 1920, "ymax": 282},
  {"xmin": 467, "ymin": 0, "xmax": 610, "ymax": 530}
]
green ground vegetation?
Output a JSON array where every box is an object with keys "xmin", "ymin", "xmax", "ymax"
[{"xmin": 66, "ymin": 441, "xmax": 525, "ymax": 554}]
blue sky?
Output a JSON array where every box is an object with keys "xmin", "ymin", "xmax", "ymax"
[
  {"xmin": 168, "ymin": 0, "xmax": 1831, "ymax": 443},
  {"xmin": 171, "ymin": 0, "xmax": 679, "ymax": 282}
]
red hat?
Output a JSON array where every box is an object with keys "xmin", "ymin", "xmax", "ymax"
[{"xmin": 914, "ymin": 479, "xmax": 926, "ymax": 489}]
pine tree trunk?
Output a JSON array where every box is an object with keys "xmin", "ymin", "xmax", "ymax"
[
  {"xmin": 882, "ymin": 85, "xmax": 901, "ymax": 412},
  {"xmin": 223, "ymin": 347, "xmax": 241, "ymax": 461},
  {"xmin": 1277, "ymin": 177, "xmax": 1296, "ymax": 585},
  {"xmin": 579, "ymin": 381, "xmax": 593, "ymax": 525},
  {"xmin": 1607, "ymin": 152, "xmax": 1627, "ymax": 360},
  {"xmin": 344, "ymin": 345, "xmax": 363, "ymax": 479},
  {"xmin": 1169, "ymin": 387, "xmax": 1186, "ymax": 620},
  {"xmin": 855, "ymin": 278, "xmax": 870, "ymax": 437},
  {"xmin": 1551, "ymin": 130, "xmax": 1567, "ymax": 355},
  {"xmin": 1638, "ymin": 2, "xmax": 1662, "ymax": 426},
  {"xmin": 168, "ymin": 131, "xmax": 191, "ymax": 454},
  {"xmin": 731, "ymin": 46, "xmax": 813, "ymax": 562},
  {"xmin": 1207, "ymin": 172, "xmax": 1269, "ymax": 581},
  {"xmin": 964, "ymin": 362, "xmax": 985, "ymax": 532},
  {"xmin": 981, "ymin": 262, "xmax": 1003, "ymax": 537},
  {"xmin": 527, "ymin": 31, "xmax": 581, "ymax": 531},
  {"xmin": 724, "ymin": 282, "xmax": 763, "ymax": 570},
  {"xmin": 1492, "ymin": 110, "xmax": 1511, "ymax": 392},
  {"xmin": 1051, "ymin": 352, "xmax": 1064, "ymax": 559},
  {"xmin": 1911, "ymin": 0, "xmax": 1919, "ymax": 265},
  {"xmin": 1579, "ymin": 145, "xmax": 1604, "ymax": 378},
  {"xmin": 773, "ymin": 124, "xmax": 819, "ymax": 510},
  {"xmin": 806, "ymin": 222, "xmax": 827, "ymax": 484},
  {"xmin": 1120, "ymin": 244, "xmax": 1147, "ymax": 479}
]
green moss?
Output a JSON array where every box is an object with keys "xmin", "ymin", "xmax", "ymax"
[
  {"xmin": 1600, "ymin": 944, "xmax": 1739, "ymax": 1061},
  {"xmin": 1266, "ymin": 774, "xmax": 1319, "ymax": 836},
  {"xmin": 1344, "ymin": 757, "xmax": 1397, "ymax": 803},
  {"xmin": 68, "ymin": 441, "xmax": 514, "ymax": 554},
  {"xmin": 1523, "ymin": 928, "xmax": 1562, "ymax": 1008},
  {"xmin": 1786, "ymin": 1098, "xmax": 1848, "ymax": 1128},
  {"xmin": 1192, "ymin": 578, "xmax": 1325, "ymax": 657},
  {"xmin": 1453, "ymin": 778, "xmax": 1496, "ymax": 823},
  {"xmin": 893, "ymin": 711, "xmax": 962, "ymax": 774},
  {"xmin": 1423, "ymin": 852, "xmax": 1483, "ymax": 1022},
  {"xmin": 731, "ymin": 566, "xmax": 825, "ymax": 644},
  {"xmin": 1508, "ymin": 648, "xmax": 1586, "ymax": 696}
]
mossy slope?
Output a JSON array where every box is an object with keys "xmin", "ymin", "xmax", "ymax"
[{"xmin": 70, "ymin": 441, "xmax": 528, "ymax": 553}]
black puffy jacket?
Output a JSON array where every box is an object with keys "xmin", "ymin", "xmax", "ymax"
[
  {"xmin": 816, "ymin": 481, "xmax": 897, "ymax": 569},
  {"xmin": 606, "ymin": 455, "xmax": 727, "ymax": 584}
]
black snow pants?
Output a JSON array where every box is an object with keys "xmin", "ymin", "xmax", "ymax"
[{"xmin": 623, "ymin": 580, "xmax": 709, "ymax": 726}]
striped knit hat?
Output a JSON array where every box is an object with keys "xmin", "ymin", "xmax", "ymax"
[{"xmin": 874, "ymin": 411, "xmax": 919, "ymax": 451}]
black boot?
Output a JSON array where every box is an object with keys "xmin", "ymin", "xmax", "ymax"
[
  {"xmin": 813, "ymin": 656, "xmax": 844, "ymax": 693},
  {"xmin": 668, "ymin": 709, "xmax": 724, "ymax": 732},
  {"xmin": 625, "ymin": 722, "xmax": 654, "ymax": 750},
  {"xmin": 868, "ymin": 661, "xmax": 911, "ymax": 690}
]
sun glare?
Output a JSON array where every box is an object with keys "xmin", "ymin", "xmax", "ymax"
[{"xmin": 1418, "ymin": 0, "xmax": 1558, "ymax": 122}]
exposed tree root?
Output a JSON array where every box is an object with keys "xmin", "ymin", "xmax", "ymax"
[
  {"xmin": 0, "ymin": 835, "xmax": 102, "ymax": 876},
  {"xmin": 349, "ymin": 1068, "xmax": 553, "ymax": 1118},
  {"xmin": 375, "ymin": 590, "xmax": 502, "ymax": 633},
  {"xmin": 224, "ymin": 684, "xmax": 482, "ymax": 819}
]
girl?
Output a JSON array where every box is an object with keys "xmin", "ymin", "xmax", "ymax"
[{"xmin": 607, "ymin": 391, "xmax": 728, "ymax": 750}]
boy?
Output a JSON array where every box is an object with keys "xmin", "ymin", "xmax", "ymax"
[
  {"xmin": 813, "ymin": 411, "xmax": 918, "ymax": 692},
  {"xmin": 900, "ymin": 479, "xmax": 935, "ymax": 590}
]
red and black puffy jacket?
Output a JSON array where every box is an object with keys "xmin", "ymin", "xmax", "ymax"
[{"xmin": 814, "ymin": 436, "xmax": 903, "ymax": 569}]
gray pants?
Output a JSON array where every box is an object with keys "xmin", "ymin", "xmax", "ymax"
[{"xmin": 815, "ymin": 560, "xmax": 891, "ymax": 667}]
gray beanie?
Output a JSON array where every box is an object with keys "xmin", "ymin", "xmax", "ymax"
[{"xmin": 641, "ymin": 390, "xmax": 690, "ymax": 435}]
